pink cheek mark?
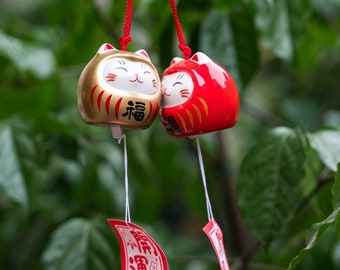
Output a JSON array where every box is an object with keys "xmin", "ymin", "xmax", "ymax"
[
  {"xmin": 152, "ymin": 79, "xmax": 157, "ymax": 88},
  {"xmin": 106, "ymin": 73, "xmax": 117, "ymax": 82}
]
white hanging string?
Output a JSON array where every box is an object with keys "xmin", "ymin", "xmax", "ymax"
[
  {"xmin": 118, "ymin": 134, "xmax": 131, "ymax": 223},
  {"xmin": 196, "ymin": 136, "xmax": 214, "ymax": 221},
  {"xmin": 112, "ymin": 126, "xmax": 131, "ymax": 223}
]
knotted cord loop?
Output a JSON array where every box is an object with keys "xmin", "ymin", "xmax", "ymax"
[
  {"xmin": 178, "ymin": 44, "xmax": 192, "ymax": 60},
  {"xmin": 120, "ymin": 0, "xmax": 133, "ymax": 51},
  {"xmin": 168, "ymin": 0, "xmax": 192, "ymax": 59},
  {"xmin": 119, "ymin": 35, "xmax": 132, "ymax": 50}
]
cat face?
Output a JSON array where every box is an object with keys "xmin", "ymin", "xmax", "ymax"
[
  {"xmin": 161, "ymin": 72, "xmax": 194, "ymax": 108},
  {"xmin": 77, "ymin": 43, "xmax": 162, "ymax": 129},
  {"xmin": 101, "ymin": 54, "xmax": 158, "ymax": 95},
  {"xmin": 159, "ymin": 52, "xmax": 239, "ymax": 137}
]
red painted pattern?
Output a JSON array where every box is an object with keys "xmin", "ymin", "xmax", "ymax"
[
  {"xmin": 97, "ymin": 90, "xmax": 105, "ymax": 112},
  {"xmin": 105, "ymin": 94, "xmax": 112, "ymax": 116},
  {"xmin": 89, "ymin": 84, "xmax": 98, "ymax": 106},
  {"xmin": 115, "ymin": 97, "xmax": 123, "ymax": 119}
]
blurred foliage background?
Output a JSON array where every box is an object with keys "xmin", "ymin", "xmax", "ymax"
[{"xmin": 0, "ymin": 0, "xmax": 339, "ymax": 269}]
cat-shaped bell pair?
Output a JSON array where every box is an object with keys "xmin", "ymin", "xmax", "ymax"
[
  {"xmin": 78, "ymin": 44, "xmax": 239, "ymax": 137},
  {"xmin": 77, "ymin": 43, "xmax": 162, "ymax": 137}
]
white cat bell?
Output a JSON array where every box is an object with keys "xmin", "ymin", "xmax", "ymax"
[{"xmin": 77, "ymin": 43, "xmax": 162, "ymax": 134}]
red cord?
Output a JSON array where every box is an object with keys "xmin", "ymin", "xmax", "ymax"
[
  {"xmin": 119, "ymin": 0, "xmax": 191, "ymax": 57},
  {"xmin": 120, "ymin": 0, "xmax": 133, "ymax": 51},
  {"xmin": 168, "ymin": 0, "xmax": 192, "ymax": 59}
]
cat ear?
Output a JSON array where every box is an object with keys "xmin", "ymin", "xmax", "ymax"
[
  {"xmin": 170, "ymin": 57, "xmax": 184, "ymax": 65},
  {"xmin": 97, "ymin": 43, "xmax": 116, "ymax": 53},
  {"xmin": 135, "ymin": 49, "xmax": 150, "ymax": 60},
  {"xmin": 191, "ymin": 52, "xmax": 212, "ymax": 64}
]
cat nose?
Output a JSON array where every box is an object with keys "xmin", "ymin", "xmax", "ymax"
[{"xmin": 163, "ymin": 87, "xmax": 171, "ymax": 96}]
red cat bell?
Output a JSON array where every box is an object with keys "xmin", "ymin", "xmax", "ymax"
[
  {"xmin": 160, "ymin": 52, "xmax": 239, "ymax": 137},
  {"xmin": 78, "ymin": 43, "xmax": 162, "ymax": 130}
]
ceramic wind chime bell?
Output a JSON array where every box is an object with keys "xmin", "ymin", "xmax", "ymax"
[
  {"xmin": 160, "ymin": 52, "xmax": 239, "ymax": 137},
  {"xmin": 77, "ymin": 1, "xmax": 169, "ymax": 269},
  {"xmin": 157, "ymin": 1, "xmax": 240, "ymax": 269},
  {"xmin": 77, "ymin": 43, "xmax": 162, "ymax": 137},
  {"xmin": 159, "ymin": 51, "xmax": 238, "ymax": 268}
]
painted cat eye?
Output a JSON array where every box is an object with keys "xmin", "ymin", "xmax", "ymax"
[
  {"xmin": 116, "ymin": 67, "xmax": 128, "ymax": 72},
  {"xmin": 172, "ymin": 81, "xmax": 182, "ymax": 86}
]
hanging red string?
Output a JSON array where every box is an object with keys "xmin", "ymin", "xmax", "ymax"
[
  {"xmin": 120, "ymin": 0, "xmax": 133, "ymax": 50},
  {"xmin": 168, "ymin": 0, "xmax": 192, "ymax": 59}
]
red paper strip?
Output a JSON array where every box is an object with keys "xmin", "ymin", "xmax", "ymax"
[
  {"xmin": 108, "ymin": 219, "xmax": 168, "ymax": 270},
  {"xmin": 203, "ymin": 219, "xmax": 230, "ymax": 270}
]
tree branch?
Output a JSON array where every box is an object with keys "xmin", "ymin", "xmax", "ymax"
[
  {"xmin": 296, "ymin": 168, "xmax": 333, "ymax": 213},
  {"xmin": 242, "ymin": 101, "xmax": 289, "ymax": 127}
]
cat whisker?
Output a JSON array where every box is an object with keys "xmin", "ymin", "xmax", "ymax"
[
  {"xmin": 180, "ymin": 89, "xmax": 190, "ymax": 94},
  {"xmin": 180, "ymin": 89, "xmax": 191, "ymax": 98}
]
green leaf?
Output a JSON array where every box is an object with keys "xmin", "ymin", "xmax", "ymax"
[
  {"xmin": 295, "ymin": 19, "xmax": 337, "ymax": 72},
  {"xmin": 253, "ymin": 0, "xmax": 293, "ymax": 61},
  {"xmin": 0, "ymin": 30, "xmax": 56, "ymax": 79},
  {"xmin": 199, "ymin": 5, "xmax": 259, "ymax": 90},
  {"xmin": 199, "ymin": 9, "xmax": 239, "ymax": 79},
  {"xmin": 229, "ymin": 4, "xmax": 260, "ymax": 88},
  {"xmin": 332, "ymin": 163, "xmax": 340, "ymax": 207},
  {"xmin": 337, "ymin": 213, "xmax": 340, "ymax": 239},
  {"xmin": 0, "ymin": 122, "xmax": 28, "ymax": 209},
  {"xmin": 0, "ymin": 80, "xmax": 58, "ymax": 119},
  {"xmin": 237, "ymin": 127, "xmax": 306, "ymax": 242},
  {"xmin": 287, "ymin": 203, "xmax": 340, "ymax": 270},
  {"xmin": 307, "ymin": 129, "xmax": 340, "ymax": 172},
  {"xmin": 42, "ymin": 217, "xmax": 117, "ymax": 270}
]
